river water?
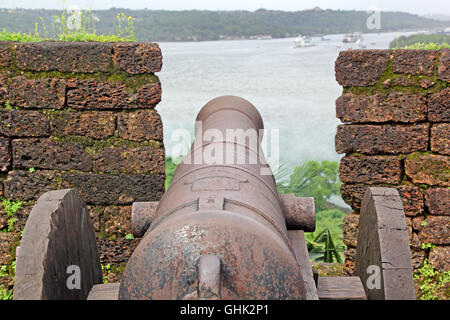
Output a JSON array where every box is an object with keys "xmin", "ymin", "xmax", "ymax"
[{"xmin": 157, "ymin": 31, "xmax": 416, "ymax": 173}]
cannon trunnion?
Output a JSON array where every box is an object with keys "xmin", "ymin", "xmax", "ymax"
[{"xmin": 14, "ymin": 96, "xmax": 416, "ymax": 300}]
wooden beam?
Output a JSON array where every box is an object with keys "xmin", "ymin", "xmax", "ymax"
[{"xmin": 317, "ymin": 277, "xmax": 366, "ymax": 300}]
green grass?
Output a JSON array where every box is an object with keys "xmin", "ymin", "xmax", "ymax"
[{"xmin": 0, "ymin": 11, "xmax": 136, "ymax": 42}]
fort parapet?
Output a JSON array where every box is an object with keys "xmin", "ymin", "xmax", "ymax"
[
  {"xmin": 0, "ymin": 42, "xmax": 165, "ymax": 288},
  {"xmin": 335, "ymin": 49, "xmax": 449, "ymax": 292}
]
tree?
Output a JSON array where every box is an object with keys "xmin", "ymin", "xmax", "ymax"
[{"xmin": 276, "ymin": 160, "xmax": 341, "ymax": 211}]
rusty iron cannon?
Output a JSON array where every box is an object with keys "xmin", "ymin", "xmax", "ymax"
[{"xmin": 13, "ymin": 96, "xmax": 416, "ymax": 300}]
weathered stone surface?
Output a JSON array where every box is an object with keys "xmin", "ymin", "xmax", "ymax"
[
  {"xmin": 356, "ymin": 187, "xmax": 416, "ymax": 300},
  {"xmin": 438, "ymin": 49, "xmax": 450, "ymax": 82},
  {"xmin": 103, "ymin": 206, "xmax": 132, "ymax": 237},
  {"xmin": 97, "ymin": 238, "xmax": 140, "ymax": 265},
  {"xmin": 344, "ymin": 248, "xmax": 356, "ymax": 276},
  {"xmin": 336, "ymin": 92, "xmax": 426, "ymax": 123},
  {"xmin": 335, "ymin": 50, "xmax": 390, "ymax": 87},
  {"xmin": 12, "ymin": 138, "xmax": 93, "ymax": 171},
  {"xmin": 14, "ymin": 189, "xmax": 102, "ymax": 300},
  {"xmin": 393, "ymin": 50, "xmax": 436, "ymax": 76},
  {"xmin": 405, "ymin": 154, "xmax": 450, "ymax": 186},
  {"xmin": 0, "ymin": 233, "xmax": 15, "ymax": 265},
  {"xmin": 113, "ymin": 42, "xmax": 162, "ymax": 74},
  {"xmin": 410, "ymin": 249, "xmax": 426, "ymax": 270},
  {"xmin": 425, "ymin": 188, "xmax": 449, "ymax": 216},
  {"xmin": 3, "ymin": 170, "xmax": 60, "ymax": 201},
  {"xmin": 342, "ymin": 213, "xmax": 359, "ymax": 247},
  {"xmin": 392, "ymin": 75, "xmax": 417, "ymax": 87},
  {"xmin": 341, "ymin": 184, "xmax": 424, "ymax": 217},
  {"xmin": 0, "ymin": 110, "xmax": 50, "ymax": 137},
  {"xmin": 0, "ymin": 75, "xmax": 7, "ymax": 104},
  {"xmin": 417, "ymin": 216, "xmax": 450, "ymax": 245},
  {"xmin": 429, "ymin": 246, "xmax": 449, "ymax": 272},
  {"xmin": 8, "ymin": 77, "xmax": 66, "ymax": 109},
  {"xmin": 60, "ymin": 172, "xmax": 165, "ymax": 205},
  {"xmin": 94, "ymin": 145, "xmax": 164, "ymax": 174},
  {"xmin": 336, "ymin": 123, "xmax": 429, "ymax": 154},
  {"xmin": 87, "ymin": 205, "xmax": 101, "ymax": 233},
  {"xmin": 66, "ymin": 79, "xmax": 137, "ymax": 110},
  {"xmin": 16, "ymin": 42, "xmax": 113, "ymax": 73},
  {"xmin": 117, "ymin": 109, "xmax": 163, "ymax": 142},
  {"xmin": 50, "ymin": 111, "xmax": 116, "ymax": 139},
  {"xmin": 0, "ymin": 42, "xmax": 12, "ymax": 67},
  {"xmin": 0, "ymin": 205, "xmax": 32, "ymax": 233},
  {"xmin": 412, "ymin": 216, "xmax": 425, "ymax": 232},
  {"xmin": 431, "ymin": 123, "xmax": 450, "ymax": 155},
  {"xmin": 137, "ymin": 82, "xmax": 162, "ymax": 107},
  {"xmin": 339, "ymin": 155, "xmax": 401, "ymax": 184},
  {"xmin": 428, "ymin": 88, "xmax": 450, "ymax": 122},
  {"xmin": 0, "ymin": 136, "xmax": 10, "ymax": 171}
]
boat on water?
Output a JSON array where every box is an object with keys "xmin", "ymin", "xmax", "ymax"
[
  {"xmin": 342, "ymin": 32, "xmax": 363, "ymax": 43},
  {"xmin": 294, "ymin": 35, "xmax": 315, "ymax": 48},
  {"xmin": 250, "ymin": 35, "xmax": 273, "ymax": 40}
]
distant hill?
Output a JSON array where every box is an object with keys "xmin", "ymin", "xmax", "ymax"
[{"xmin": 0, "ymin": 8, "xmax": 447, "ymax": 42}]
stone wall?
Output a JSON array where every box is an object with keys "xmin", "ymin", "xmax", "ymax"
[
  {"xmin": 0, "ymin": 42, "xmax": 165, "ymax": 290},
  {"xmin": 335, "ymin": 49, "xmax": 449, "ymax": 284}
]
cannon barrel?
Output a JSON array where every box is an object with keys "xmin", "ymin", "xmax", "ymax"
[{"xmin": 119, "ymin": 96, "xmax": 311, "ymax": 299}]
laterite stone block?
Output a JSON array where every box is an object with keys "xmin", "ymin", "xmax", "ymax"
[
  {"xmin": 4, "ymin": 170, "xmax": 60, "ymax": 201},
  {"xmin": 0, "ymin": 136, "xmax": 10, "ymax": 171},
  {"xmin": 50, "ymin": 111, "xmax": 116, "ymax": 139},
  {"xmin": 16, "ymin": 42, "xmax": 113, "ymax": 73},
  {"xmin": 417, "ymin": 216, "xmax": 450, "ymax": 245},
  {"xmin": 428, "ymin": 88, "xmax": 450, "ymax": 122},
  {"xmin": 67, "ymin": 79, "xmax": 134, "ymax": 110},
  {"xmin": 0, "ymin": 75, "xmax": 7, "ymax": 104},
  {"xmin": 117, "ymin": 109, "xmax": 163, "ymax": 142},
  {"xmin": 12, "ymin": 138, "xmax": 93, "ymax": 171},
  {"xmin": 339, "ymin": 155, "xmax": 401, "ymax": 184},
  {"xmin": 393, "ymin": 50, "xmax": 436, "ymax": 76},
  {"xmin": 8, "ymin": 77, "xmax": 66, "ymax": 109},
  {"xmin": 336, "ymin": 92, "xmax": 427, "ymax": 123},
  {"xmin": 336, "ymin": 123, "xmax": 429, "ymax": 154},
  {"xmin": 94, "ymin": 145, "xmax": 165, "ymax": 174},
  {"xmin": 431, "ymin": 123, "xmax": 450, "ymax": 155},
  {"xmin": 438, "ymin": 49, "xmax": 450, "ymax": 82},
  {"xmin": 0, "ymin": 110, "xmax": 50, "ymax": 137},
  {"xmin": 60, "ymin": 172, "xmax": 165, "ymax": 205},
  {"xmin": 335, "ymin": 49, "xmax": 390, "ymax": 87},
  {"xmin": 340, "ymin": 184, "xmax": 423, "ymax": 217},
  {"xmin": 113, "ymin": 42, "xmax": 163, "ymax": 74},
  {"xmin": 0, "ymin": 42, "xmax": 12, "ymax": 67},
  {"xmin": 405, "ymin": 154, "xmax": 450, "ymax": 186},
  {"xmin": 425, "ymin": 188, "xmax": 449, "ymax": 216}
]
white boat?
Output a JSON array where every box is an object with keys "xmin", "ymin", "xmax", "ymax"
[
  {"xmin": 342, "ymin": 32, "xmax": 363, "ymax": 43},
  {"xmin": 294, "ymin": 35, "xmax": 314, "ymax": 47}
]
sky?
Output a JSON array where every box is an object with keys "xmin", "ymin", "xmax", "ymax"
[{"xmin": 0, "ymin": 0, "xmax": 449, "ymax": 16}]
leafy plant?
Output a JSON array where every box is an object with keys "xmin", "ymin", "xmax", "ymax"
[
  {"xmin": 125, "ymin": 233, "xmax": 134, "ymax": 240},
  {"xmin": 0, "ymin": 285, "xmax": 13, "ymax": 300},
  {"xmin": 414, "ymin": 259, "xmax": 450, "ymax": 300},
  {"xmin": 1, "ymin": 198, "xmax": 22, "ymax": 232},
  {"xmin": 101, "ymin": 263, "xmax": 111, "ymax": 284},
  {"xmin": 306, "ymin": 228, "xmax": 344, "ymax": 263},
  {"xmin": 276, "ymin": 160, "xmax": 341, "ymax": 212},
  {"xmin": 0, "ymin": 8, "xmax": 137, "ymax": 42}
]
